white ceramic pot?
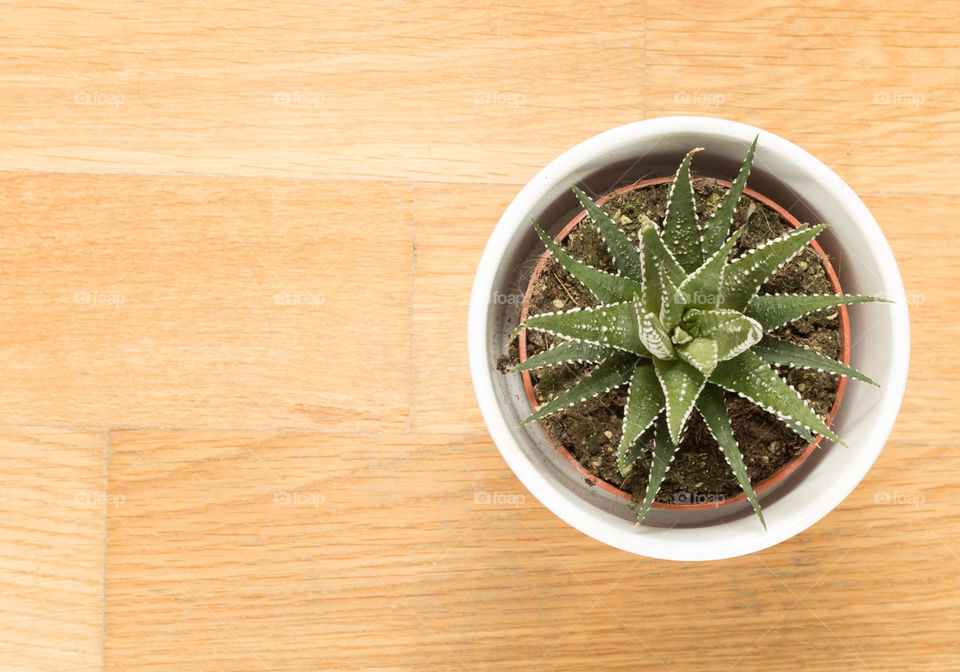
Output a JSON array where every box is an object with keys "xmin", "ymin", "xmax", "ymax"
[{"xmin": 467, "ymin": 116, "xmax": 910, "ymax": 561}]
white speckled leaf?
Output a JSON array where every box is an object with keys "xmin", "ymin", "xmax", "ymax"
[
  {"xmin": 618, "ymin": 362, "xmax": 665, "ymax": 473},
  {"xmin": 701, "ymin": 136, "xmax": 758, "ymax": 255},
  {"xmin": 745, "ymin": 292, "xmax": 888, "ymax": 331},
  {"xmin": 619, "ymin": 424, "xmax": 656, "ymax": 474},
  {"xmin": 677, "ymin": 336, "xmax": 719, "ymax": 376},
  {"xmin": 639, "ymin": 222, "xmax": 687, "ymax": 315},
  {"xmin": 671, "ymin": 325, "xmax": 693, "ymax": 344},
  {"xmin": 521, "ymin": 302, "xmax": 653, "ymax": 356},
  {"xmin": 512, "ymin": 339, "xmax": 619, "ymax": 373},
  {"xmin": 709, "ymin": 350, "xmax": 841, "ymax": 444},
  {"xmin": 752, "ymin": 335, "xmax": 878, "ymax": 385},
  {"xmin": 637, "ymin": 416, "xmax": 681, "ymax": 523},
  {"xmin": 683, "ymin": 308, "xmax": 763, "ymax": 362},
  {"xmin": 520, "ymin": 351, "xmax": 637, "ymax": 425},
  {"xmin": 679, "ymin": 227, "xmax": 743, "ymax": 308},
  {"xmin": 653, "ymin": 357, "xmax": 707, "ymax": 444},
  {"xmin": 719, "ymin": 224, "xmax": 827, "ymax": 310},
  {"xmin": 662, "ymin": 148, "xmax": 703, "ymax": 273},
  {"xmin": 533, "ymin": 220, "xmax": 643, "ymax": 304},
  {"xmin": 658, "ymin": 266, "xmax": 686, "ymax": 333},
  {"xmin": 572, "ymin": 186, "xmax": 644, "ymax": 282},
  {"xmin": 696, "ymin": 384, "xmax": 765, "ymax": 528},
  {"xmin": 636, "ymin": 303, "xmax": 676, "ymax": 360}
]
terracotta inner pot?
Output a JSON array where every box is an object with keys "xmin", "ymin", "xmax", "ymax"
[{"xmin": 517, "ymin": 176, "xmax": 851, "ymax": 512}]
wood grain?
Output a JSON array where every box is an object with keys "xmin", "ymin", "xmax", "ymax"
[
  {"xmin": 411, "ymin": 183, "xmax": 518, "ymax": 434},
  {"xmin": 0, "ymin": 0, "xmax": 957, "ymax": 670},
  {"xmin": 0, "ymin": 174, "xmax": 414, "ymax": 431},
  {"xmin": 102, "ymin": 431, "xmax": 959, "ymax": 671},
  {"xmin": 0, "ymin": 0, "xmax": 645, "ymax": 184},
  {"xmin": 870, "ymin": 193, "xmax": 960, "ymax": 448},
  {"xmin": 645, "ymin": 0, "xmax": 960, "ymax": 196},
  {"xmin": 0, "ymin": 427, "xmax": 106, "ymax": 671}
]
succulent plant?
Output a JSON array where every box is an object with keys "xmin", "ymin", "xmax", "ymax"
[{"xmin": 512, "ymin": 138, "xmax": 887, "ymax": 527}]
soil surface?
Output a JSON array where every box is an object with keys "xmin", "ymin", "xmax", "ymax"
[{"xmin": 498, "ymin": 177, "xmax": 843, "ymax": 506}]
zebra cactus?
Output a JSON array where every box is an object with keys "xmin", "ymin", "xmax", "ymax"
[{"xmin": 512, "ymin": 138, "xmax": 887, "ymax": 527}]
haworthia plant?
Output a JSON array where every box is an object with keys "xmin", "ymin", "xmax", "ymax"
[{"xmin": 513, "ymin": 138, "xmax": 889, "ymax": 527}]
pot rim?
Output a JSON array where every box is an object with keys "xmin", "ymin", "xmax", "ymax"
[
  {"xmin": 517, "ymin": 175, "xmax": 851, "ymax": 511},
  {"xmin": 468, "ymin": 116, "xmax": 910, "ymax": 560}
]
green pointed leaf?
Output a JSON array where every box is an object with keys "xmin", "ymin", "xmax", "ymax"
[
  {"xmin": 677, "ymin": 336, "xmax": 719, "ymax": 377},
  {"xmin": 520, "ymin": 351, "xmax": 637, "ymax": 425},
  {"xmin": 533, "ymin": 220, "xmax": 643, "ymax": 304},
  {"xmin": 572, "ymin": 186, "xmax": 643, "ymax": 282},
  {"xmin": 753, "ymin": 335, "xmax": 878, "ymax": 386},
  {"xmin": 682, "ymin": 308, "xmax": 763, "ymax": 361},
  {"xmin": 658, "ymin": 266, "xmax": 686, "ymax": 332},
  {"xmin": 709, "ymin": 351, "xmax": 842, "ymax": 444},
  {"xmin": 619, "ymin": 425, "xmax": 655, "ymax": 474},
  {"xmin": 637, "ymin": 416, "xmax": 681, "ymax": 523},
  {"xmin": 653, "ymin": 358, "xmax": 707, "ymax": 444},
  {"xmin": 522, "ymin": 303, "xmax": 652, "ymax": 356},
  {"xmin": 679, "ymin": 227, "xmax": 743, "ymax": 308},
  {"xmin": 636, "ymin": 303, "xmax": 676, "ymax": 360},
  {"xmin": 696, "ymin": 384, "xmax": 765, "ymax": 527},
  {"xmin": 639, "ymin": 222, "xmax": 687, "ymax": 315},
  {"xmin": 701, "ymin": 136, "xmax": 758, "ymax": 255},
  {"xmin": 512, "ymin": 339, "xmax": 619, "ymax": 373},
  {"xmin": 719, "ymin": 224, "xmax": 827, "ymax": 310},
  {"xmin": 745, "ymin": 293, "xmax": 889, "ymax": 331},
  {"xmin": 618, "ymin": 362, "xmax": 666, "ymax": 473},
  {"xmin": 662, "ymin": 148, "xmax": 704, "ymax": 272},
  {"xmin": 671, "ymin": 326, "xmax": 693, "ymax": 345}
]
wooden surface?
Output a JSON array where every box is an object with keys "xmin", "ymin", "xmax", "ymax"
[{"xmin": 0, "ymin": 1, "xmax": 957, "ymax": 670}]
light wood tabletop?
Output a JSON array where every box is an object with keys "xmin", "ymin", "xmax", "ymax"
[{"xmin": 0, "ymin": 1, "xmax": 957, "ymax": 670}]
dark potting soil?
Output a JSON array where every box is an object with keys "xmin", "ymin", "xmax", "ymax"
[{"xmin": 498, "ymin": 178, "xmax": 842, "ymax": 506}]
